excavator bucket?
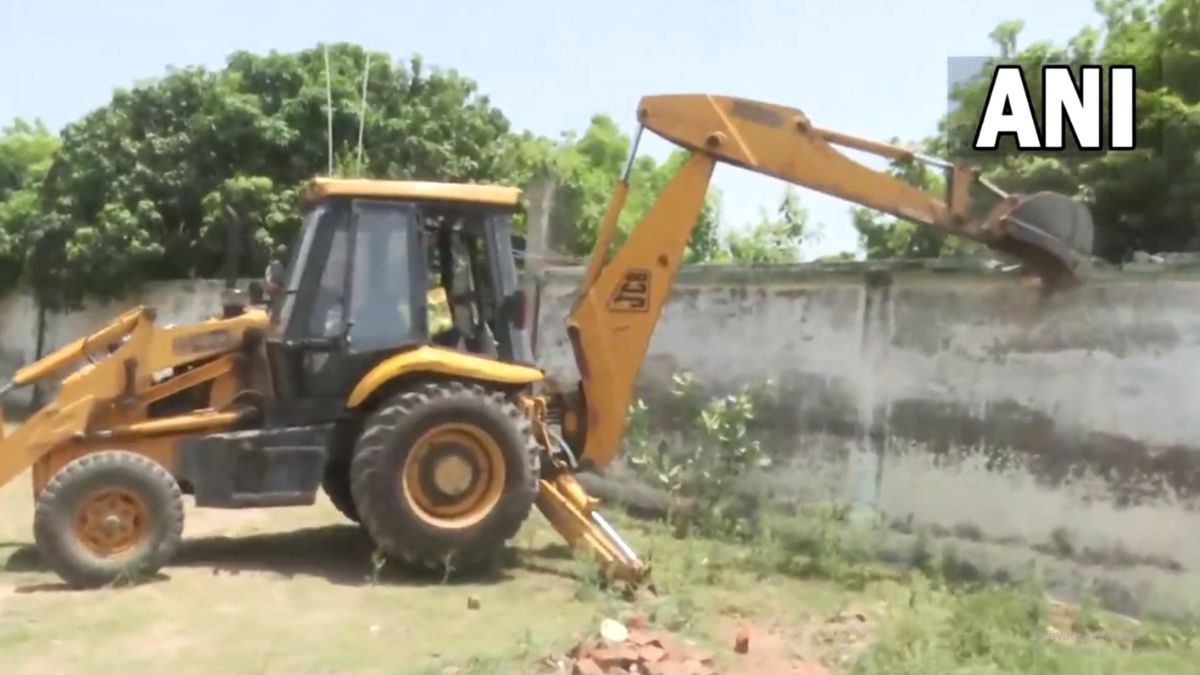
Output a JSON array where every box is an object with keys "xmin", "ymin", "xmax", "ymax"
[{"xmin": 992, "ymin": 191, "xmax": 1095, "ymax": 291}]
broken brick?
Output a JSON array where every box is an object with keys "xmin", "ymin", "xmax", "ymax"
[
  {"xmin": 609, "ymin": 643, "xmax": 641, "ymax": 663},
  {"xmin": 638, "ymin": 643, "xmax": 667, "ymax": 662},
  {"xmin": 585, "ymin": 645, "xmax": 617, "ymax": 663},
  {"xmin": 627, "ymin": 628, "xmax": 651, "ymax": 645},
  {"xmin": 647, "ymin": 662, "xmax": 690, "ymax": 675},
  {"xmin": 574, "ymin": 657, "xmax": 605, "ymax": 675},
  {"xmin": 630, "ymin": 628, "xmax": 670, "ymax": 646},
  {"xmin": 571, "ymin": 621, "xmax": 725, "ymax": 675},
  {"xmin": 734, "ymin": 626, "xmax": 751, "ymax": 654}
]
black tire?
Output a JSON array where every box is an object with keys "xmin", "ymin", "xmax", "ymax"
[
  {"xmin": 349, "ymin": 380, "xmax": 540, "ymax": 574},
  {"xmin": 33, "ymin": 450, "xmax": 184, "ymax": 589},
  {"xmin": 322, "ymin": 461, "xmax": 360, "ymax": 524}
]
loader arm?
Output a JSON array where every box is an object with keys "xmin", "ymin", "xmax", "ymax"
[{"xmin": 564, "ymin": 93, "xmax": 1095, "ymax": 473}]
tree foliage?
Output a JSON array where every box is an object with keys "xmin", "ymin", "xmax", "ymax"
[
  {"xmin": 0, "ymin": 43, "xmax": 837, "ymax": 307},
  {"xmin": 4, "ymin": 5, "xmax": 1200, "ymax": 305},
  {"xmin": 0, "ymin": 120, "xmax": 60, "ymax": 291},
  {"xmin": 29, "ymin": 43, "xmax": 516, "ymax": 307},
  {"xmin": 852, "ymin": 154, "xmax": 979, "ymax": 260},
  {"xmin": 509, "ymin": 114, "xmax": 725, "ymax": 264},
  {"xmin": 719, "ymin": 188, "xmax": 819, "ymax": 264},
  {"xmin": 856, "ymin": 0, "xmax": 1200, "ymax": 262},
  {"xmin": 518, "ymin": 116, "xmax": 827, "ymax": 265},
  {"xmin": 927, "ymin": 0, "xmax": 1200, "ymax": 261}
]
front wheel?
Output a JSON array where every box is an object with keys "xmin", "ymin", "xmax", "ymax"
[
  {"xmin": 349, "ymin": 380, "xmax": 540, "ymax": 574},
  {"xmin": 33, "ymin": 450, "xmax": 184, "ymax": 588},
  {"xmin": 322, "ymin": 461, "xmax": 360, "ymax": 524}
]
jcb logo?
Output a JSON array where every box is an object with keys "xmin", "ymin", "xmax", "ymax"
[{"xmin": 607, "ymin": 269, "xmax": 651, "ymax": 313}]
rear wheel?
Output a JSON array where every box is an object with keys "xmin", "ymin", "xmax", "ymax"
[
  {"xmin": 349, "ymin": 380, "xmax": 540, "ymax": 574},
  {"xmin": 33, "ymin": 450, "xmax": 184, "ymax": 588}
]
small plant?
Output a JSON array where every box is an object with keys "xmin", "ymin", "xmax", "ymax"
[
  {"xmin": 367, "ymin": 546, "xmax": 388, "ymax": 585},
  {"xmin": 649, "ymin": 588, "xmax": 699, "ymax": 633},
  {"xmin": 626, "ymin": 370, "xmax": 774, "ymax": 541},
  {"xmin": 110, "ymin": 562, "xmax": 154, "ymax": 588},
  {"xmin": 1073, "ymin": 583, "xmax": 1104, "ymax": 634},
  {"xmin": 515, "ymin": 627, "xmax": 537, "ymax": 660},
  {"xmin": 440, "ymin": 552, "xmax": 457, "ymax": 584},
  {"xmin": 571, "ymin": 552, "xmax": 609, "ymax": 602}
]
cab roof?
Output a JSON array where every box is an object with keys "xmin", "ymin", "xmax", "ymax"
[{"xmin": 302, "ymin": 177, "xmax": 522, "ymax": 208}]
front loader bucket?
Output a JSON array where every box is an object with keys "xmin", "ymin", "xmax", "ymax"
[{"xmin": 993, "ymin": 191, "xmax": 1095, "ymax": 292}]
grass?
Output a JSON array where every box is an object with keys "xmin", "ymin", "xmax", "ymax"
[
  {"xmin": 0, "ymin": 435, "xmax": 1197, "ymax": 673},
  {"xmin": 0, "ymin": 469, "xmax": 867, "ymax": 675}
]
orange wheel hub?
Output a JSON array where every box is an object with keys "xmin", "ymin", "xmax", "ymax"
[
  {"xmin": 72, "ymin": 488, "xmax": 149, "ymax": 558},
  {"xmin": 400, "ymin": 423, "xmax": 506, "ymax": 530}
]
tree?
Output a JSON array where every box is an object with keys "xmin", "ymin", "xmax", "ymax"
[
  {"xmin": 0, "ymin": 120, "xmax": 59, "ymax": 292},
  {"xmin": 851, "ymin": 1, "xmax": 1200, "ymax": 262},
  {"xmin": 515, "ymin": 114, "xmax": 724, "ymax": 263},
  {"xmin": 1, "ymin": 43, "xmax": 824, "ymax": 309},
  {"xmin": 989, "ymin": 20, "xmax": 1026, "ymax": 58},
  {"xmin": 35, "ymin": 43, "xmax": 518, "ymax": 307},
  {"xmin": 514, "ymin": 117, "xmax": 841, "ymax": 266},
  {"xmin": 852, "ymin": 152, "xmax": 981, "ymax": 260},
  {"xmin": 720, "ymin": 188, "xmax": 819, "ymax": 264},
  {"xmin": 931, "ymin": 0, "xmax": 1200, "ymax": 261}
]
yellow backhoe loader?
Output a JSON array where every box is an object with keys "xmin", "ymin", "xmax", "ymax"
[{"xmin": 0, "ymin": 94, "xmax": 1094, "ymax": 588}]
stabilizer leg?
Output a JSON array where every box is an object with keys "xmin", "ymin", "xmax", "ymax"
[{"xmin": 535, "ymin": 471, "xmax": 646, "ymax": 583}]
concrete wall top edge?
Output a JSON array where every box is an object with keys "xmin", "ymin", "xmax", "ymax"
[
  {"xmin": 530, "ymin": 259, "xmax": 1200, "ymax": 289},
  {"xmin": 5, "ymin": 262, "xmax": 1200, "ymax": 306}
]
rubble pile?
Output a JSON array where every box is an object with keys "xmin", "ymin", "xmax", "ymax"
[
  {"xmin": 569, "ymin": 618, "xmax": 717, "ymax": 675},
  {"xmin": 567, "ymin": 618, "xmax": 835, "ymax": 675}
]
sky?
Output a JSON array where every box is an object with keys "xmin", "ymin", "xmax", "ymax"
[{"xmin": 0, "ymin": 0, "xmax": 1102, "ymax": 258}]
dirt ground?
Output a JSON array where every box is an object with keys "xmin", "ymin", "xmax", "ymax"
[
  {"xmin": 4, "ymin": 427, "xmax": 1198, "ymax": 674},
  {"xmin": 0, "ymin": 461, "xmax": 881, "ymax": 675}
]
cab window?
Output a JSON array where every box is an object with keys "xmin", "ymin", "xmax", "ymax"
[
  {"xmin": 304, "ymin": 211, "xmax": 350, "ymax": 339},
  {"xmin": 348, "ymin": 201, "xmax": 419, "ymax": 352}
]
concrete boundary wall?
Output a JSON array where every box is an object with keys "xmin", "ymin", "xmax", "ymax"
[
  {"xmin": 532, "ymin": 260, "xmax": 1200, "ymax": 618},
  {"xmin": 0, "ymin": 279, "xmax": 256, "ymax": 408},
  {"xmin": 3, "ymin": 259, "xmax": 1200, "ymax": 616}
]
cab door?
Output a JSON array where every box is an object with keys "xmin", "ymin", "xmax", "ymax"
[
  {"xmin": 265, "ymin": 198, "xmax": 427, "ymax": 425},
  {"xmin": 343, "ymin": 199, "xmax": 427, "ymax": 357}
]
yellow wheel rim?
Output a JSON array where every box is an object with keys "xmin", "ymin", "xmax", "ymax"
[
  {"xmin": 401, "ymin": 423, "xmax": 507, "ymax": 529},
  {"xmin": 72, "ymin": 488, "xmax": 148, "ymax": 558}
]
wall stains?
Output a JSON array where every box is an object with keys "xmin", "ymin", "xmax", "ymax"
[{"xmin": 885, "ymin": 397, "xmax": 1200, "ymax": 507}]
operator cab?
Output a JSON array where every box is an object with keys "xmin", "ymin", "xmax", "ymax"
[{"xmin": 261, "ymin": 177, "xmax": 531, "ymax": 422}]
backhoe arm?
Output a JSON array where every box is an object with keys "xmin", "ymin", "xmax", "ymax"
[
  {"xmin": 538, "ymin": 93, "xmax": 1094, "ymax": 584},
  {"xmin": 563, "ymin": 93, "xmax": 1095, "ymax": 472},
  {"xmin": 637, "ymin": 95, "xmax": 1093, "ymax": 287}
]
